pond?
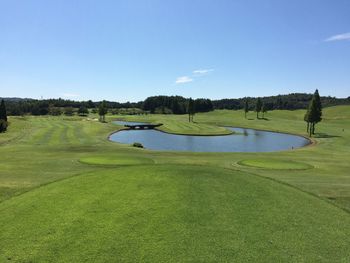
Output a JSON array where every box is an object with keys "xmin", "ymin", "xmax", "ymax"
[{"xmin": 110, "ymin": 121, "xmax": 310, "ymax": 152}]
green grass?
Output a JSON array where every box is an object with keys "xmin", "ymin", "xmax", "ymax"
[
  {"xmin": 79, "ymin": 155, "xmax": 154, "ymax": 166},
  {"xmin": 238, "ymin": 159, "xmax": 313, "ymax": 170},
  {"xmin": 1, "ymin": 165, "xmax": 350, "ymax": 262},
  {"xmin": 1, "ymin": 106, "xmax": 350, "ymax": 261}
]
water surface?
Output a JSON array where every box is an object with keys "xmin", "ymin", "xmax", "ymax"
[{"xmin": 110, "ymin": 121, "xmax": 310, "ymax": 152}]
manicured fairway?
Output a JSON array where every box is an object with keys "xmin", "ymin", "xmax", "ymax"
[
  {"xmin": 238, "ymin": 159, "xmax": 313, "ymax": 170},
  {"xmin": 1, "ymin": 165, "xmax": 350, "ymax": 262},
  {"xmin": 1, "ymin": 106, "xmax": 350, "ymax": 261},
  {"xmin": 79, "ymin": 155, "xmax": 154, "ymax": 166}
]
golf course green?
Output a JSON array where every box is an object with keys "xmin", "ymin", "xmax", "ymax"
[{"xmin": 1, "ymin": 106, "xmax": 350, "ymax": 262}]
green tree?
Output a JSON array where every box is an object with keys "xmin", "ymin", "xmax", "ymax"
[
  {"xmin": 244, "ymin": 100, "xmax": 249, "ymax": 119},
  {"xmin": 314, "ymin": 89, "xmax": 322, "ymax": 121},
  {"xmin": 304, "ymin": 111, "xmax": 310, "ymax": 133},
  {"xmin": 255, "ymin": 98, "xmax": 262, "ymax": 119},
  {"xmin": 0, "ymin": 99, "xmax": 8, "ymax": 132},
  {"xmin": 305, "ymin": 89, "xmax": 322, "ymax": 136},
  {"xmin": 0, "ymin": 99, "xmax": 8, "ymax": 122},
  {"xmin": 99, "ymin": 101, "xmax": 108, "ymax": 122},
  {"xmin": 262, "ymin": 103, "xmax": 267, "ymax": 118},
  {"xmin": 187, "ymin": 98, "xmax": 195, "ymax": 122},
  {"xmin": 78, "ymin": 105, "xmax": 89, "ymax": 116},
  {"xmin": 307, "ymin": 98, "xmax": 317, "ymax": 136},
  {"xmin": 86, "ymin": 100, "xmax": 95, "ymax": 108}
]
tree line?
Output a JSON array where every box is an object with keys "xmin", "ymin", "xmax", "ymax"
[
  {"xmin": 142, "ymin": 96, "xmax": 213, "ymax": 114},
  {"xmin": 1, "ymin": 98, "xmax": 143, "ymax": 116},
  {"xmin": 2, "ymin": 96, "xmax": 214, "ymax": 116},
  {"xmin": 2, "ymin": 93, "xmax": 348, "ymax": 117},
  {"xmin": 213, "ymin": 93, "xmax": 350, "ymax": 111}
]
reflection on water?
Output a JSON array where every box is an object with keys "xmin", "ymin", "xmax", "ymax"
[{"xmin": 110, "ymin": 121, "xmax": 310, "ymax": 152}]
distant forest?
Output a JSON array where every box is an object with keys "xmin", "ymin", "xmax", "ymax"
[
  {"xmin": 1, "ymin": 93, "xmax": 349, "ymax": 116},
  {"xmin": 213, "ymin": 93, "xmax": 350, "ymax": 111}
]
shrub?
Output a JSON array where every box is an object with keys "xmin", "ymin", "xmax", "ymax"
[
  {"xmin": 49, "ymin": 106, "xmax": 62, "ymax": 116},
  {"xmin": 64, "ymin": 107, "xmax": 75, "ymax": 116},
  {"xmin": 132, "ymin": 142, "xmax": 144, "ymax": 148},
  {"xmin": 78, "ymin": 106, "xmax": 89, "ymax": 116}
]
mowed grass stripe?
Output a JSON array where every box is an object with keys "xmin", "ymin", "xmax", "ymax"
[
  {"xmin": 48, "ymin": 121, "xmax": 69, "ymax": 145},
  {"xmin": 73, "ymin": 121, "xmax": 88, "ymax": 144},
  {"xmin": 0, "ymin": 165, "xmax": 350, "ymax": 262},
  {"xmin": 38, "ymin": 122, "xmax": 63, "ymax": 145},
  {"xmin": 59, "ymin": 122, "xmax": 69, "ymax": 144},
  {"xmin": 62, "ymin": 120, "xmax": 89, "ymax": 145},
  {"xmin": 66, "ymin": 121, "xmax": 80, "ymax": 144},
  {"xmin": 25, "ymin": 118, "xmax": 55, "ymax": 145}
]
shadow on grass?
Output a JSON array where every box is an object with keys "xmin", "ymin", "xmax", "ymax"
[
  {"xmin": 314, "ymin": 133, "xmax": 341, "ymax": 138},
  {"xmin": 246, "ymin": 117, "xmax": 269, "ymax": 121},
  {"xmin": 253, "ymin": 117, "xmax": 270, "ymax": 121}
]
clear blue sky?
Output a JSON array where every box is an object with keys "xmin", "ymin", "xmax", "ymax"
[{"xmin": 0, "ymin": 0, "xmax": 349, "ymax": 102}]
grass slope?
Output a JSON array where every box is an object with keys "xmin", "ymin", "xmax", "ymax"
[
  {"xmin": 114, "ymin": 107, "xmax": 350, "ymax": 210},
  {"xmin": 238, "ymin": 159, "xmax": 313, "ymax": 170},
  {"xmin": 1, "ymin": 165, "xmax": 350, "ymax": 262},
  {"xmin": 0, "ymin": 106, "xmax": 350, "ymax": 261},
  {"xmin": 79, "ymin": 155, "xmax": 154, "ymax": 166}
]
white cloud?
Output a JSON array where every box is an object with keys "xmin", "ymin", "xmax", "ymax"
[
  {"xmin": 193, "ymin": 69, "xmax": 214, "ymax": 75},
  {"xmin": 175, "ymin": 68, "xmax": 214, "ymax": 85},
  {"xmin": 175, "ymin": 76, "xmax": 193, "ymax": 84},
  {"xmin": 325, "ymin": 32, "xmax": 350, "ymax": 42},
  {"xmin": 61, "ymin": 93, "xmax": 80, "ymax": 98}
]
